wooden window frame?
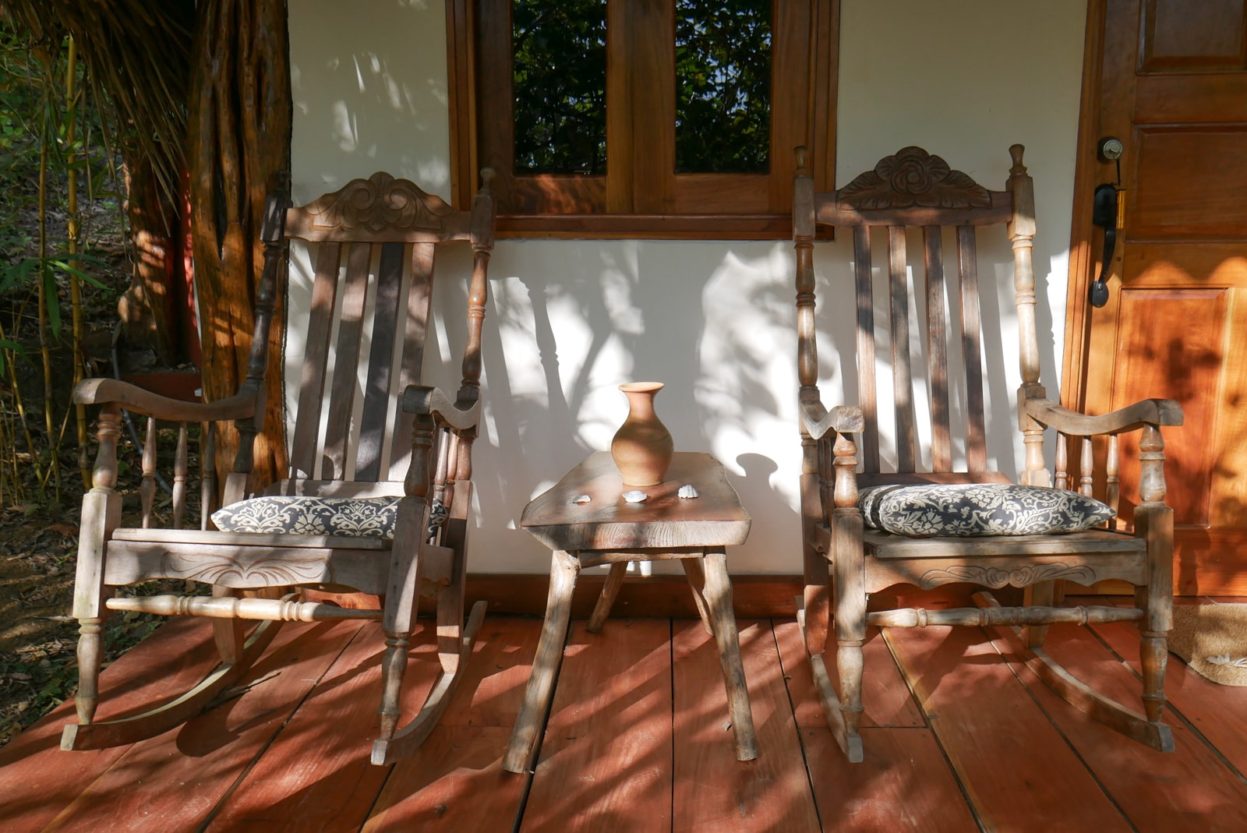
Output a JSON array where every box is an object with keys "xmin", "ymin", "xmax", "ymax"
[{"xmin": 446, "ymin": 0, "xmax": 839, "ymax": 239}]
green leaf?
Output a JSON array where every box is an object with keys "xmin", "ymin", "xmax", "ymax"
[{"xmin": 47, "ymin": 259, "xmax": 107, "ymax": 289}]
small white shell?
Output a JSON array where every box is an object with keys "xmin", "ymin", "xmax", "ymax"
[
  {"xmin": 571, "ymin": 494, "xmax": 592, "ymax": 505},
  {"xmin": 622, "ymin": 490, "xmax": 649, "ymax": 503},
  {"xmin": 677, "ymin": 484, "xmax": 699, "ymax": 499}
]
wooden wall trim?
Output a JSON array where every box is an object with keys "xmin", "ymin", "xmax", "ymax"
[
  {"xmin": 1061, "ymin": 0, "xmax": 1108, "ymax": 411},
  {"xmin": 467, "ymin": 573, "xmax": 803, "ymax": 618}
]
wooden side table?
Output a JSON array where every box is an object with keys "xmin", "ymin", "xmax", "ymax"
[{"xmin": 502, "ymin": 451, "xmax": 758, "ymax": 774}]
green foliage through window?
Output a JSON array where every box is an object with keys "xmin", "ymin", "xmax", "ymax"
[
  {"xmin": 512, "ymin": 0, "xmax": 607, "ymax": 175},
  {"xmin": 675, "ymin": 0, "xmax": 772, "ymax": 174}
]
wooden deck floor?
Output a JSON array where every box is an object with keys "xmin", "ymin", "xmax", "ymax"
[{"xmin": 2, "ymin": 605, "xmax": 1246, "ymax": 832}]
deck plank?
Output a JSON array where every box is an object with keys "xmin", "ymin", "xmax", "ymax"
[
  {"xmin": 773, "ymin": 620, "xmax": 925, "ymax": 728},
  {"xmin": 801, "ymin": 727, "xmax": 978, "ymax": 833},
  {"xmin": 671, "ymin": 619, "xmax": 820, "ymax": 832},
  {"xmin": 38, "ymin": 621, "xmax": 364, "ymax": 833},
  {"xmin": 0, "ymin": 618, "xmax": 219, "ymax": 832},
  {"xmin": 884, "ymin": 625, "xmax": 1134, "ymax": 832},
  {"xmin": 993, "ymin": 623, "xmax": 1247, "ymax": 832},
  {"xmin": 520, "ymin": 618, "xmax": 673, "ymax": 833},
  {"xmin": 775, "ymin": 619, "xmax": 977, "ymax": 832},
  {"xmin": 1091, "ymin": 618, "xmax": 1247, "ymax": 778},
  {"xmin": 361, "ymin": 616, "xmax": 541, "ymax": 832},
  {"xmin": 201, "ymin": 622, "xmax": 439, "ymax": 832}
]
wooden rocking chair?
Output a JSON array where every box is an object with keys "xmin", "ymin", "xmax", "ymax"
[
  {"xmin": 793, "ymin": 145, "xmax": 1182, "ymax": 762},
  {"xmin": 63, "ymin": 170, "xmax": 495, "ymax": 765}
]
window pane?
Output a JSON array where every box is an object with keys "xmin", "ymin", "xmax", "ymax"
[
  {"xmin": 675, "ymin": 0, "xmax": 772, "ymax": 174},
  {"xmin": 512, "ymin": 0, "xmax": 607, "ymax": 175}
]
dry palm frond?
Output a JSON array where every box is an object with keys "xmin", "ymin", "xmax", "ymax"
[{"xmin": 3, "ymin": 0, "xmax": 195, "ymax": 214}]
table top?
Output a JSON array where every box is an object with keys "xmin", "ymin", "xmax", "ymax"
[{"xmin": 520, "ymin": 452, "xmax": 751, "ymax": 553}]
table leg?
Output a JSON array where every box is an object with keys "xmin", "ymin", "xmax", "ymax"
[
  {"xmin": 701, "ymin": 549, "xmax": 758, "ymax": 762},
  {"xmin": 680, "ymin": 558, "xmax": 714, "ymax": 635},
  {"xmin": 503, "ymin": 549, "xmax": 579, "ymax": 773},
  {"xmin": 587, "ymin": 561, "xmax": 627, "ymax": 633}
]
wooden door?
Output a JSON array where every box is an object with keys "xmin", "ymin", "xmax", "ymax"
[{"xmin": 1072, "ymin": 0, "xmax": 1247, "ymax": 595}]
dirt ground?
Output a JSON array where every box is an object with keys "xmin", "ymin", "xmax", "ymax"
[
  {"xmin": 0, "ymin": 498, "xmax": 95, "ymax": 746},
  {"xmin": 0, "ymin": 487, "xmax": 176, "ymax": 747}
]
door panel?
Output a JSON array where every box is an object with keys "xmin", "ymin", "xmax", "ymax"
[
  {"xmin": 1134, "ymin": 129, "xmax": 1247, "ymax": 236},
  {"xmin": 1141, "ymin": 0, "xmax": 1246, "ymax": 71},
  {"xmin": 1082, "ymin": 0, "xmax": 1247, "ymax": 594}
]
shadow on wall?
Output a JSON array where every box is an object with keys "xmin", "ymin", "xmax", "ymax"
[
  {"xmin": 288, "ymin": 0, "xmax": 451, "ymax": 201},
  {"xmin": 425, "ymin": 226, "xmax": 1056, "ymax": 574}
]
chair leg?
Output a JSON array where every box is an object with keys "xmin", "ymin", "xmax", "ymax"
[
  {"xmin": 800, "ymin": 469, "xmax": 830, "ymax": 656},
  {"xmin": 503, "ymin": 549, "xmax": 579, "ymax": 774},
  {"xmin": 832, "ymin": 507, "xmax": 866, "ymax": 760},
  {"xmin": 74, "ymin": 617, "xmax": 103, "ymax": 725},
  {"xmin": 701, "ymin": 550, "xmax": 757, "ymax": 761},
  {"xmin": 377, "ymin": 507, "xmax": 424, "ymax": 748},
  {"xmin": 1139, "ymin": 503, "xmax": 1174, "ymax": 732}
]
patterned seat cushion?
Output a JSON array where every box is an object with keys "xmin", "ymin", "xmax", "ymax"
[
  {"xmin": 211, "ymin": 496, "xmax": 400, "ymax": 540},
  {"xmin": 857, "ymin": 483, "xmax": 1114, "ymax": 538}
]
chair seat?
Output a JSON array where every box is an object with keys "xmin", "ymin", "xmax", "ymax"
[
  {"xmin": 211, "ymin": 495, "xmax": 401, "ymax": 541},
  {"xmin": 863, "ymin": 528, "xmax": 1143, "ymax": 559}
]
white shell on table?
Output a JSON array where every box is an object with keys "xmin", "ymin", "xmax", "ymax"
[
  {"xmin": 677, "ymin": 484, "xmax": 699, "ymax": 499},
  {"xmin": 571, "ymin": 494, "xmax": 592, "ymax": 505},
  {"xmin": 621, "ymin": 490, "xmax": 649, "ymax": 503}
]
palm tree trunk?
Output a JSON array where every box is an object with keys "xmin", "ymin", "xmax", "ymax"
[{"xmin": 187, "ymin": 0, "xmax": 291, "ymax": 492}]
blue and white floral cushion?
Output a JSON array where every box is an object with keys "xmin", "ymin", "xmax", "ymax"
[
  {"xmin": 857, "ymin": 484, "xmax": 1114, "ymax": 538},
  {"xmin": 211, "ymin": 496, "xmax": 400, "ymax": 540}
]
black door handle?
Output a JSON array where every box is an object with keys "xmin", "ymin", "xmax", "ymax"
[{"xmin": 1089, "ymin": 183, "xmax": 1118, "ymax": 308}]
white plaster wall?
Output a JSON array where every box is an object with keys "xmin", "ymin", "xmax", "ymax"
[{"xmin": 287, "ymin": 0, "xmax": 1087, "ymax": 573}]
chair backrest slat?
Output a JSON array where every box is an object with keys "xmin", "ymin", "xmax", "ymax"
[
  {"xmin": 956, "ymin": 224, "xmax": 988, "ymax": 473},
  {"xmin": 852, "ymin": 225, "xmax": 880, "ymax": 473},
  {"xmin": 290, "ymin": 241, "xmax": 342, "ymax": 477},
  {"xmin": 356, "ymin": 241, "xmax": 407, "ymax": 481},
  {"xmin": 888, "ymin": 226, "xmax": 916, "ymax": 472},
  {"xmin": 387, "ymin": 243, "xmax": 437, "ymax": 482},
  {"xmin": 923, "ymin": 226, "xmax": 952, "ymax": 472},
  {"xmin": 321, "ymin": 242, "xmax": 372, "ymax": 480}
]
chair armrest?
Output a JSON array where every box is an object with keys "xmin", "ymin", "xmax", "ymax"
[
  {"xmin": 799, "ymin": 398, "xmax": 865, "ymax": 441},
  {"xmin": 1024, "ymin": 397, "xmax": 1183, "ymax": 436},
  {"xmin": 73, "ymin": 378, "xmax": 256, "ymax": 423},
  {"xmin": 401, "ymin": 385, "xmax": 481, "ymax": 432}
]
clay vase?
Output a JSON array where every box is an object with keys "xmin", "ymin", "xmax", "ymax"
[{"xmin": 610, "ymin": 382, "xmax": 674, "ymax": 487}]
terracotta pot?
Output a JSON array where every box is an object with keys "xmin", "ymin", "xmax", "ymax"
[{"xmin": 610, "ymin": 381, "xmax": 674, "ymax": 487}]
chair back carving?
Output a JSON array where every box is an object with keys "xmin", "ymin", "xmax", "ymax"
[
  {"xmin": 281, "ymin": 172, "xmax": 495, "ymax": 484},
  {"xmin": 794, "ymin": 145, "xmax": 1039, "ymax": 478}
]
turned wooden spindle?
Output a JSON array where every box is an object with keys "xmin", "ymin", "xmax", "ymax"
[
  {"xmin": 1055, "ymin": 432, "xmax": 1069, "ymax": 491},
  {"xmin": 140, "ymin": 417, "xmax": 158, "ymax": 528},
  {"xmin": 1139, "ymin": 424, "xmax": 1166, "ymax": 505},
  {"xmin": 406, "ymin": 417, "xmax": 435, "ymax": 498},
  {"xmin": 1106, "ymin": 434, "xmax": 1120, "ymax": 525},
  {"xmin": 201, "ymin": 423, "xmax": 216, "ymax": 529},
  {"xmin": 1080, "ymin": 435, "xmax": 1095, "ymax": 498},
  {"xmin": 172, "ymin": 423, "xmax": 188, "ymax": 529},
  {"xmin": 458, "ymin": 168, "xmax": 495, "ymax": 406}
]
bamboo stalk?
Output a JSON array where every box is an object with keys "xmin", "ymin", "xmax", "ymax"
[
  {"xmin": 36, "ymin": 105, "xmax": 58, "ymax": 500},
  {"xmin": 0, "ymin": 321, "xmax": 43, "ymax": 491},
  {"xmin": 66, "ymin": 35, "xmax": 90, "ymax": 489}
]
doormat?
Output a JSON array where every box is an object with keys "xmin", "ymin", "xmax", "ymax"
[{"xmin": 1169, "ymin": 603, "xmax": 1247, "ymax": 687}]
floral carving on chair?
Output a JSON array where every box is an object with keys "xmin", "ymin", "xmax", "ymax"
[{"xmin": 838, "ymin": 146, "xmax": 992, "ymax": 210}]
